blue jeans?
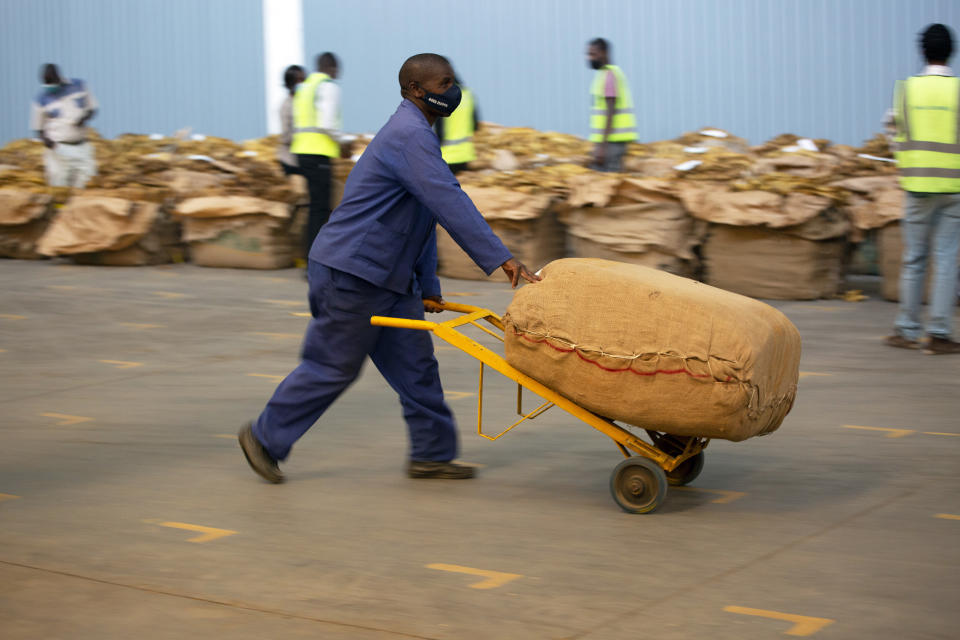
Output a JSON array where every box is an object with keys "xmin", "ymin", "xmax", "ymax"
[
  {"xmin": 894, "ymin": 192, "xmax": 960, "ymax": 340},
  {"xmin": 253, "ymin": 262, "xmax": 458, "ymax": 462}
]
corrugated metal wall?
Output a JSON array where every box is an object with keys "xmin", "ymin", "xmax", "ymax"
[
  {"xmin": 304, "ymin": 0, "xmax": 960, "ymax": 145},
  {"xmin": 4, "ymin": 1, "xmax": 960, "ymax": 146},
  {"xmin": 0, "ymin": 0, "xmax": 265, "ymax": 144}
]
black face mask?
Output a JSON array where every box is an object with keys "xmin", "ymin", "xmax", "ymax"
[
  {"xmin": 588, "ymin": 59, "xmax": 604, "ymax": 70},
  {"xmin": 418, "ymin": 83, "xmax": 462, "ymax": 117}
]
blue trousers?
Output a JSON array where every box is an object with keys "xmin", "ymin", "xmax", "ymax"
[{"xmin": 253, "ymin": 262, "xmax": 458, "ymax": 462}]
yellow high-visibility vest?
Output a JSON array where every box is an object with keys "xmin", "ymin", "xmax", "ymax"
[
  {"xmin": 441, "ymin": 87, "xmax": 477, "ymax": 164},
  {"xmin": 589, "ymin": 65, "xmax": 637, "ymax": 143},
  {"xmin": 291, "ymin": 72, "xmax": 340, "ymax": 157},
  {"xmin": 893, "ymin": 75, "xmax": 960, "ymax": 192}
]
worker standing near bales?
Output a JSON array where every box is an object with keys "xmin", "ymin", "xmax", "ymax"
[
  {"xmin": 435, "ymin": 64, "xmax": 479, "ymax": 175},
  {"xmin": 238, "ymin": 53, "xmax": 540, "ymax": 484},
  {"xmin": 586, "ymin": 38, "xmax": 637, "ymax": 172},
  {"xmin": 885, "ymin": 24, "xmax": 960, "ymax": 355},
  {"xmin": 30, "ymin": 63, "xmax": 98, "ymax": 188},
  {"xmin": 277, "ymin": 64, "xmax": 306, "ymax": 176},
  {"xmin": 291, "ymin": 52, "xmax": 350, "ymax": 259}
]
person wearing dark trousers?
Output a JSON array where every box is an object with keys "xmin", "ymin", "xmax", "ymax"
[
  {"xmin": 277, "ymin": 64, "xmax": 305, "ymax": 176},
  {"xmin": 290, "ymin": 53, "xmax": 350, "ymax": 259}
]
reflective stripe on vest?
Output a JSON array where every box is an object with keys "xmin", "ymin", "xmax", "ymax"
[
  {"xmin": 893, "ymin": 75, "xmax": 960, "ymax": 192},
  {"xmin": 291, "ymin": 72, "xmax": 340, "ymax": 157},
  {"xmin": 589, "ymin": 65, "xmax": 637, "ymax": 143},
  {"xmin": 441, "ymin": 87, "xmax": 476, "ymax": 164}
]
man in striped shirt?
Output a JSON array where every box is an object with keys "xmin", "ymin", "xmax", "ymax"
[{"xmin": 30, "ymin": 64, "xmax": 98, "ymax": 188}]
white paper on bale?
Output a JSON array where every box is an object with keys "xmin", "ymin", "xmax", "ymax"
[
  {"xmin": 699, "ymin": 129, "xmax": 728, "ymax": 138},
  {"xmin": 673, "ymin": 160, "xmax": 703, "ymax": 171}
]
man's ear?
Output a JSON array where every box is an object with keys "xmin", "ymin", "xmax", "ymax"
[{"xmin": 407, "ymin": 82, "xmax": 424, "ymax": 98}]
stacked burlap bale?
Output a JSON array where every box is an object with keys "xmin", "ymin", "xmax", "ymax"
[
  {"xmin": 0, "ymin": 189, "xmax": 55, "ymax": 259},
  {"xmin": 679, "ymin": 181, "xmax": 849, "ymax": 300},
  {"xmin": 36, "ymin": 191, "xmax": 182, "ymax": 265},
  {"xmin": 435, "ymin": 184, "xmax": 565, "ymax": 281},
  {"xmin": 503, "ymin": 259, "xmax": 801, "ymax": 441},
  {"xmin": 562, "ymin": 175, "xmax": 701, "ymax": 277},
  {"xmin": 173, "ymin": 196, "xmax": 293, "ymax": 269}
]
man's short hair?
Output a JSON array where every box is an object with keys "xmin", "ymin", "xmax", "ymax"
[
  {"xmin": 920, "ymin": 24, "xmax": 954, "ymax": 63},
  {"xmin": 317, "ymin": 52, "xmax": 338, "ymax": 71},
  {"xmin": 283, "ymin": 65, "xmax": 304, "ymax": 90},
  {"xmin": 589, "ymin": 38, "xmax": 610, "ymax": 54},
  {"xmin": 398, "ymin": 53, "xmax": 450, "ymax": 90}
]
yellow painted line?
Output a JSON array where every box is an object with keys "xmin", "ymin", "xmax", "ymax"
[
  {"xmin": 288, "ymin": 311, "xmax": 312, "ymax": 317},
  {"xmin": 0, "ymin": 493, "xmax": 20, "ymax": 503},
  {"xmin": 935, "ymin": 513, "xmax": 960, "ymax": 521},
  {"xmin": 119, "ymin": 322, "xmax": 164, "ymax": 330},
  {"xmin": 249, "ymin": 332, "xmax": 301, "ymax": 340},
  {"xmin": 923, "ymin": 432, "xmax": 960, "ymax": 437},
  {"xmin": 151, "ymin": 291, "xmax": 187, "ymax": 299},
  {"xmin": 263, "ymin": 299, "xmax": 306, "ymax": 307},
  {"xmin": 798, "ymin": 372, "xmax": 831, "ymax": 379},
  {"xmin": 842, "ymin": 424, "xmax": 915, "ymax": 438},
  {"xmin": 40, "ymin": 412, "xmax": 93, "ymax": 426},
  {"xmin": 247, "ymin": 373, "xmax": 285, "ymax": 383},
  {"xmin": 149, "ymin": 521, "xmax": 237, "ymax": 543},
  {"xmin": 0, "ymin": 348, "xmax": 6, "ymax": 353},
  {"xmin": 445, "ymin": 292, "xmax": 481, "ymax": 297},
  {"xmin": 444, "ymin": 391, "xmax": 475, "ymax": 401},
  {"xmin": 724, "ymin": 606, "xmax": 834, "ymax": 636},
  {"xmin": 673, "ymin": 487, "xmax": 747, "ymax": 504},
  {"xmin": 426, "ymin": 563, "xmax": 523, "ymax": 590},
  {"xmin": 99, "ymin": 359, "xmax": 143, "ymax": 369},
  {"xmin": 0, "ymin": 314, "xmax": 27, "ymax": 320},
  {"xmin": 259, "ymin": 276, "xmax": 290, "ymax": 283}
]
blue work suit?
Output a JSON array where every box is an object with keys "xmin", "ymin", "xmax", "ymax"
[{"xmin": 253, "ymin": 99, "xmax": 511, "ymax": 463}]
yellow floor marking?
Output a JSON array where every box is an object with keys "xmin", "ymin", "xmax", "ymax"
[
  {"xmin": 842, "ymin": 424, "xmax": 915, "ymax": 438},
  {"xmin": 119, "ymin": 322, "xmax": 164, "ymax": 330},
  {"xmin": 40, "ymin": 412, "xmax": 93, "ymax": 426},
  {"xmin": 426, "ymin": 563, "xmax": 523, "ymax": 589},
  {"xmin": 0, "ymin": 348, "xmax": 6, "ymax": 353},
  {"xmin": 151, "ymin": 291, "xmax": 187, "ymax": 299},
  {"xmin": 264, "ymin": 299, "xmax": 306, "ymax": 307},
  {"xmin": 798, "ymin": 372, "xmax": 831, "ymax": 379},
  {"xmin": 444, "ymin": 292, "xmax": 481, "ymax": 297},
  {"xmin": 288, "ymin": 311, "xmax": 311, "ymax": 317},
  {"xmin": 935, "ymin": 513, "xmax": 960, "ymax": 521},
  {"xmin": 149, "ymin": 521, "xmax": 237, "ymax": 543},
  {"xmin": 0, "ymin": 493, "xmax": 20, "ymax": 503},
  {"xmin": 250, "ymin": 332, "xmax": 301, "ymax": 340},
  {"xmin": 213, "ymin": 434, "xmax": 236, "ymax": 439},
  {"xmin": 247, "ymin": 373, "xmax": 284, "ymax": 383},
  {"xmin": 673, "ymin": 487, "xmax": 747, "ymax": 504},
  {"xmin": 259, "ymin": 276, "xmax": 290, "ymax": 283},
  {"xmin": 924, "ymin": 431, "xmax": 960, "ymax": 437},
  {"xmin": 724, "ymin": 606, "xmax": 834, "ymax": 636},
  {"xmin": 0, "ymin": 314, "xmax": 27, "ymax": 320},
  {"xmin": 444, "ymin": 391, "xmax": 475, "ymax": 401},
  {"xmin": 99, "ymin": 359, "xmax": 143, "ymax": 369}
]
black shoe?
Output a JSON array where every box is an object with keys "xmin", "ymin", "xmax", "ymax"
[
  {"xmin": 407, "ymin": 460, "xmax": 476, "ymax": 479},
  {"xmin": 238, "ymin": 422, "xmax": 285, "ymax": 484},
  {"xmin": 924, "ymin": 336, "xmax": 960, "ymax": 355}
]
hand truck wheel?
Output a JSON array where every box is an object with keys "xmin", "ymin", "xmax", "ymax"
[
  {"xmin": 666, "ymin": 451, "xmax": 705, "ymax": 486},
  {"xmin": 609, "ymin": 457, "xmax": 667, "ymax": 514}
]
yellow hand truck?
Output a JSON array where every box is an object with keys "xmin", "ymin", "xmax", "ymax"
[{"xmin": 371, "ymin": 301, "xmax": 708, "ymax": 513}]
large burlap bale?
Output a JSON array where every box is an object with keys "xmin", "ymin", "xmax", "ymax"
[
  {"xmin": 0, "ymin": 189, "xmax": 53, "ymax": 259},
  {"xmin": 702, "ymin": 225, "xmax": 844, "ymax": 300},
  {"xmin": 503, "ymin": 259, "xmax": 800, "ymax": 441},
  {"xmin": 436, "ymin": 186, "xmax": 564, "ymax": 281},
  {"xmin": 36, "ymin": 196, "xmax": 161, "ymax": 258}
]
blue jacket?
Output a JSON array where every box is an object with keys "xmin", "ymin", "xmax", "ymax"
[{"xmin": 310, "ymin": 99, "xmax": 511, "ymax": 298}]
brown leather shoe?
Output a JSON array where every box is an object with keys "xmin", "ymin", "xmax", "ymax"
[
  {"xmin": 924, "ymin": 336, "xmax": 960, "ymax": 355},
  {"xmin": 238, "ymin": 422, "xmax": 285, "ymax": 484},
  {"xmin": 407, "ymin": 460, "xmax": 476, "ymax": 479},
  {"xmin": 884, "ymin": 334, "xmax": 921, "ymax": 350}
]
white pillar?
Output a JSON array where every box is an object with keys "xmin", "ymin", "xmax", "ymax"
[{"xmin": 262, "ymin": 0, "xmax": 304, "ymax": 135}]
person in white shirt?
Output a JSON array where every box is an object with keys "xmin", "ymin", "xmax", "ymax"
[
  {"xmin": 30, "ymin": 64, "xmax": 98, "ymax": 188},
  {"xmin": 277, "ymin": 64, "xmax": 306, "ymax": 175}
]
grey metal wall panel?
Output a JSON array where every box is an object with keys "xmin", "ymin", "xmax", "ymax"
[
  {"xmin": 1, "ymin": 0, "xmax": 265, "ymax": 145},
  {"xmin": 303, "ymin": 0, "xmax": 960, "ymax": 144}
]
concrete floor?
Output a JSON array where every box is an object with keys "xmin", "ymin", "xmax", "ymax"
[{"xmin": 0, "ymin": 259, "xmax": 958, "ymax": 639}]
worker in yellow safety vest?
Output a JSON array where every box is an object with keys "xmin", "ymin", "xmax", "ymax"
[
  {"xmin": 436, "ymin": 71, "xmax": 479, "ymax": 175},
  {"xmin": 886, "ymin": 23, "xmax": 960, "ymax": 355},
  {"xmin": 586, "ymin": 38, "xmax": 637, "ymax": 172},
  {"xmin": 291, "ymin": 52, "xmax": 351, "ymax": 261}
]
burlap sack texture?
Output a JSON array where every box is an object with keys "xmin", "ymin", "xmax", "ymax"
[
  {"xmin": 503, "ymin": 259, "xmax": 801, "ymax": 442},
  {"xmin": 174, "ymin": 195, "xmax": 294, "ymax": 269},
  {"xmin": 0, "ymin": 189, "xmax": 53, "ymax": 259}
]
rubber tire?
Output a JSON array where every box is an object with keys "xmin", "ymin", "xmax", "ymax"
[
  {"xmin": 666, "ymin": 451, "xmax": 705, "ymax": 487},
  {"xmin": 609, "ymin": 457, "xmax": 668, "ymax": 514}
]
